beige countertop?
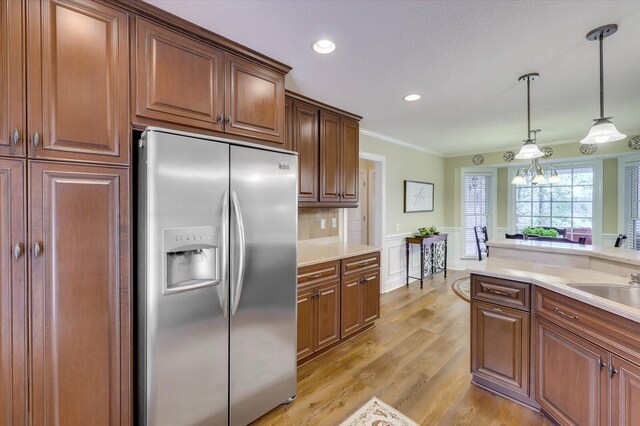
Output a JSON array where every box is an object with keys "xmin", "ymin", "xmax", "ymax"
[
  {"xmin": 298, "ymin": 241, "xmax": 381, "ymax": 268},
  {"xmin": 488, "ymin": 238, "xmax": 640, "ymax": 267},
  {"xmin": 467, "ymin": 257, "xmax": 640, "ymax": 323}
]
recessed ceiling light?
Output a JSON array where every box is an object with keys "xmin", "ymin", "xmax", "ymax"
[
  {"xmin": 313, "ymin": 39, "xmax": 336, "ymax": 54},
  {"xmin": 403, "ymin": 94, "xmax": 421, "ymax": 102}
]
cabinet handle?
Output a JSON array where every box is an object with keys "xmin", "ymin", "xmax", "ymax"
[
  {"xmin": 14, "ymin": 243, "xmax": 22, "ymax": 260},
  {"xmin": 216, "ymin": 113, "xmax": 224, "ymax": 124},
  {"xmin": 307, "ymin": 273, "xmax": 322, "ymax": 279},
  {"xmin": 492, "ymin": 307, "xmax": 503, "ymax": 313},
  {"xmin": 33, "ymin": 131, "xmax": 40, "ymax": 147},
  {"xmin": 12, "ymin": 129, "xmax": 20, "ymax": 146},
  {"xmin": 33, "ymin": 242, "xmax": 41, "ymax": 259},
  {"xmin": 226, "ymin": 115, "xmax": 232, "ymax": 125},
  {"xmin": 609, "ymin": 364, "xmax": 618, "ymax": 378},
  {"xmin": 598, "ymin": 357, "xmax": 606, "ymax": 370},
  {"xmin": 553, "ymin": 307, "xmax": 579, "ymax": 321},
  {"xmin": 487, "ymin": 288, "xmax": 512, "ymax": 296}
]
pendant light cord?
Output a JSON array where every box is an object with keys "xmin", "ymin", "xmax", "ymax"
[{"xmin": 599, "ymin": 33, "xmax": 604, "ymax": 119}]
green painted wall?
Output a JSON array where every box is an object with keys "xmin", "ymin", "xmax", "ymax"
[
  {"xmin": 444, "ymin": 137, "xmax": 638, "ymax": 233},
  {"xmin": 360, "ymin": 133, "xmax": 445, "ymax": 235}
]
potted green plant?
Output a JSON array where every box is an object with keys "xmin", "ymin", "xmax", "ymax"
[
  {"xmin": 416, "ymin": 226, "xmax": 439, "ymax": 237},
  {"xmin": 522, "ymin": 227, "xmax": 559, "ymax": 238}
]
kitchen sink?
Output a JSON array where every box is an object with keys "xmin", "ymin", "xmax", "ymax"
[{"xmin": 567, "ymin": 284, "xmax": 640, "ymax": 309}]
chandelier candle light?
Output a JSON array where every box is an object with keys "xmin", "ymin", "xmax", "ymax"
[
  {"xmin": 511, "ymin": 130, "xmax": 560, "ymax": 185},
  {"xmin": 580, "ymin": 24, "xmax": 626, "ymax": 144}
]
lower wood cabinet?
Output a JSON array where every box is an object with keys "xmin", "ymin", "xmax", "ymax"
[
  {"xmin": 610, "ymin": 355, "xmax": 640, "ymax": 425},
  {"xmin": 471, "ymin": 301, "xmax": 530, "ymax": 400},
  {"xmin": 297, "ymin": 252, "xmax": 381, "ymax": 363},
  {"xmin": 297, "ymin": 280, "xmax": 340, "ymax": 361},
  {"xmin": 536, "ymin": 318, "xmax": 608, "ymax": 426}
]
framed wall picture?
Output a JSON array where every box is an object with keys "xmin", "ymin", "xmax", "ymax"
[{"xmin": 404, "ymin": 180, "xmax": 434, "ymax": 213}]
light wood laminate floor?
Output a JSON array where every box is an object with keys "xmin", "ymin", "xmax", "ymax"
[{"xmin": 252, "ymin": 271, "xmax": 551, "ymax": 426}]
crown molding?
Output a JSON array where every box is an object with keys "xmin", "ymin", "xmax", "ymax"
[{"xmin": 359, "ymin": 128, "xmax": 443, "ymax": 157}]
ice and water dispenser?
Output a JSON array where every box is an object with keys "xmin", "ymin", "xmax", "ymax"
[{"xmin": 163, "ymin": 226, "xmax": 220, "ymax": 294}]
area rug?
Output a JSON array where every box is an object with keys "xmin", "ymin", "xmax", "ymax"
[
  {"xmin": 451, "ymin": 276, "xmax": 471, "ymax": 303},
  {"xmin": 338, "ymin": 397, "xmax": 419, "ymax": 426}
]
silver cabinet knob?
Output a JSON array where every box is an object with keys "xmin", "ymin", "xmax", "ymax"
[
  {"xmin": 226, "ymin": 115, "xmax": 232, "ymax": 125},
  {"xmin": 216, "ymin": 113, "xmax": 224, "ymax": 124},
  {"xmin": 33, "ymin": 242, "xmax": 41, "ymax": 258},
  {"xmin": 12, "ymin": 129, "xmax": 20, "ymax": 146},
  {"xmin": 14, "ymin": 243, "xmax": 22, "ymax": 260},
  {"xmin": 33, "ymin": 131, "xmax": 40, "ymax": 147}
]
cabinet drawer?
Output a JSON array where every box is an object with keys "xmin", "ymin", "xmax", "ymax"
[
  {"xmin": 471, "ymin": 274, "xmax": 530, "ymax": 311},
  {"xmin": 342, "ymin": 252, "xmax": 380, "ymax": 276},
  {"xmin": 297, "ymin": 260, "xmax": 340, "ymax": 286},
  {"xmin": 535, "ymin": 288, "xmax": 640, "ymax": 365}
]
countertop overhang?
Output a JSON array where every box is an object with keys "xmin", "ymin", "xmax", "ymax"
[{"xmin": 468, "ymin": 243, "xmax": 640, "ymax": 323}]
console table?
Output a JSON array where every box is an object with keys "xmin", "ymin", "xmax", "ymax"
[{"xmin": 405, "ymin": 234, "xmax": 448, "ymax": 289}]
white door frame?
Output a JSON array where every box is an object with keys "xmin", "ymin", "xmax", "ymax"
[{"xmin": 358, "ymin": 152, "xmax": 385, "ymax": 249}]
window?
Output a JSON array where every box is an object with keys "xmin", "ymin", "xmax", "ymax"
[
  {"xmin": 624, "ymin": 161, "xmax": 640, "ymax": 250},
  {"xmin": 514, "ymin": 165, "xmax": 594, "ymax": 244},
  {"xmin": 464, "ymin": 173, "xmax": 492, "ymax": 257}
]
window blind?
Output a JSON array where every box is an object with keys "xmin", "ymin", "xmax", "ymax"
[
  {"xmin": 464, "ymin": 174, "xmax": 492, "ymax": 257},
  {"xmin": 624, "ymin": 162, "xmax": 640, "ymax": 250}
]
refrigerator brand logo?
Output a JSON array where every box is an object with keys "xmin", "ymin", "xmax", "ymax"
[{"xmin": 279, "ymin": 162, "xmax": 290, "ymax": 170}]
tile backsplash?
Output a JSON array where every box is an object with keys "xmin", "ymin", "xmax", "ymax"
[{"xmin": 298, "ymin": 208, "xmax": 340, "ymax": 240}]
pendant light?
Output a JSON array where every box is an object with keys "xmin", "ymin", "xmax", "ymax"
[
  {"xmin": 515, "ymin": 73, "xmax": 544, "ymax": 159},
  {"xmin": 511, "ymin": 130, "xmax": 559, "ymax": 186},
  {"xmin": 580, "ymin": 24, "xmax": 626, "ymax": 144}
]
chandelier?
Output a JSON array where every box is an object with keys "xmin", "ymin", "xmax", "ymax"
[{"xmin": 511, "ymin": 131, "xmax": 560, "ymax": 185}]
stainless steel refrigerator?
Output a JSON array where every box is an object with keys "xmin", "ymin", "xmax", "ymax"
[{"xmin": 137, "ymin": 127, "xmax": 297, "ymax": 426}]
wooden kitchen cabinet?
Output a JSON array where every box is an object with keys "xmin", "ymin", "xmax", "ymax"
[
  {"xmin": 536, "ymin": 318, "xmax": 608, "ymax": 426},
  {"xmin": 610, "ymin": 355, "xmax": 640, "ymax": 425},
  {"xmin": 27, "ymin": 0, "xmax": 130, "ymax": 165},
  {"xmin": 0, "ymin": 159, "xmax": 27, "ymax": 425},
  {"xmin": 134, "ymin": 17, "xmax": 225, "ymax": 133},
  {"xmin": 293, "ymin": 101, "xmax": 319, "ymax": 204},
  {"xmin": 286, "ymin": 91, "xmax": 361, "ymax": 207},
  {"xmin": 284, "ymin": 97, "xmax": 293, "ymax": 151},
  {"xmin": 471, "ymin": 301, "xmax": 530, "ymax": 399},
  {"xmin": 29, "ymin": 161, "xmax": 130, "ymax": 425},
  {"xmin": 0, "ymin": 0, "xmax": 25, "ymax": 158},
  {"xmin": 296, "ymin": 279, "xmax": 341, "ymax": 361},
  {"xmin": 341, "ymin": 253, "xmax": 381, "ymax": 338}
]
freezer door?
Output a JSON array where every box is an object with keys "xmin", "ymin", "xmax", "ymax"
[
  {"xmin": 229, "ymin": 146, "xmax": 297, "ymax": 426},
  {"xmin": 139, "ymin": 130, "xmax": 230, "ymax": 426}
]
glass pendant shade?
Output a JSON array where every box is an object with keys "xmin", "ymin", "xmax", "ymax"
[
  {"xmin": 511, "ymin": 170, "xmax": 527, "ymax": 185},
  {"xmin": 532, "ymin": 169, "xmax": 547, "ymax": 185},
  {"xmin": 580, "ymin": 118, "xmax": 626, "ymax": 144},
  {"xmin": 549, "ymin": 169, "xmax": 561, "ymax": 184},
  {"xmin": 515, "ymin": 139, "xmax": 544, "ymax": 159}
]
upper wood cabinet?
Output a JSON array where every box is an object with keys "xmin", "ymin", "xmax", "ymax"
[
  {"xmin": 134, "ymin": 18, "xmax": 224, "ymax": 133},
  {"xmin": 286, "ymin": 91, "xmax": 361, "ymax": 207},
  {"xmin": 27, "ymin": 0, "xmax": 130, "ymax": 165},
  {"xmin": 134, "ymin": 20, "xmax": 286, "ymax": 145},
  {"xmin": 293, "ymin": 101, "xmax": 319, "ymax": 203},
  {"xmin": 0, "ymin": 159, "xmax": 27, "ymax": 425},
  {"xmin": 29, "ymin": 161, "xmax": 130, "ymax": 425},
  {"xmin": 284, "ymin": 97, "xmax": 293, "ymax": 151},
  {"xmin": 225, "ymin": 53, "xmax": 285, "ymax": 144},
  {"xmin": 0, "ymin": 0, "xmax": 25, "ymax": 158}
]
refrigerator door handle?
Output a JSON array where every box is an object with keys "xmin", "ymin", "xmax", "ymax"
[
  {"xmin": 231, "ymin": 191, "xmax": 246, "ymax": 316},
  {"xmin": 219, "ymin": 190, "xmax": 229, "ymax": 317}
]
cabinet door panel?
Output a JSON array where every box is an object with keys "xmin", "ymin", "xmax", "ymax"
[
  {"xmin": 284, "ymin": 97, "xmax": 293, "ymax": 151},
  {"xmin": 362, "ymin": 270, "xmax": 380, "ymax": 326},
  {"xmin": 0, "ymin": 0, "xmax": 25, "ymax": 157},
  {"xmin": 315, "ymin": 281, "xmax": 340, "ymax": 350},
  {"xmin": 30, "ymin": 162, "xmax": 130, "ymax": 426},
  {"xmin": 472, "ymin": 301, "xmax": 530, "ymax": 397},
  {"xmin": 0, "ymin": 159, "xmax": 26, "ymax": 424},
  {"xmin": 340, "ymin": 118, "xmax": 359, "ymax": 204},
  {"xmin": 611, "ymin": 355, "xmax": 640, "ymax": 426},
  {"xmin": 293, "ymin": 101, "xmax": 319, "ymax": 203},
  {"xmin": 135, "ymin": 18, "xmax": 224, "ymax": 132},
  {"xmin": 27, "ymin": 0, "xmax": 129, "ymax": 165},
  {"xmin": 297, "ymin": 286, "xmax": 314, "ymax": 361},
  {"xmin": 341, "ymin": 275, "xmax": 361, "ymax": 338},
  {"xmin": 319, "ymin": 111, "xmax": 340, "ymax": 202},
  {"xmin": 225, "ymin": 54, "xmax": 285, "ymax": 144},
  {"xmin": 536, "ymin": 318, "xmax": 607, "ymax": 426}
]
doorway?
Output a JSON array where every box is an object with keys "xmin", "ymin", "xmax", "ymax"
[
  {"xmin": 347, "ymin": 168, "xmax": 369, "ymax": 244},
  {"xmin": 346, "ymin": 155, "xmax": 383, "ymax": 248}
]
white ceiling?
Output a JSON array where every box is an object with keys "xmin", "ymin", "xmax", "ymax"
[{"xmin": 148, "ymin": 0, "xmax": 640, "ymax": 157}]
